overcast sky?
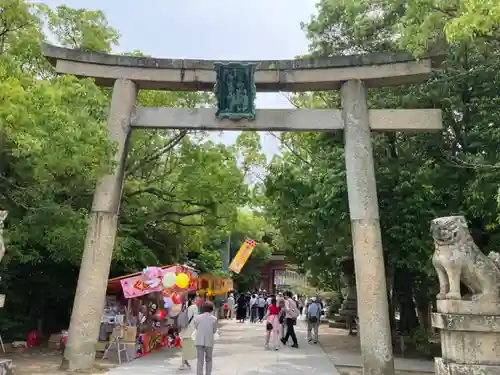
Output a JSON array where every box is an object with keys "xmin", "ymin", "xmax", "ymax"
[{"xmin": 43, "ymin": 0, "xmax": 318, "ymax": 157}]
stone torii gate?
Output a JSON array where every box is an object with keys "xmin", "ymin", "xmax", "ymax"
[{"xmin": 42, "ymin": 44, "xmax": 442, "ymax": 375}]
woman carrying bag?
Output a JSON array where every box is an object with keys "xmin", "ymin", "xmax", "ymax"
[
  {"xmin": 179, "ymin": 292, "xmax": 198, "ymax": 371},
  {"xmin": 264, "ymin": 297, "xmax": 281, "ymax": 350}
]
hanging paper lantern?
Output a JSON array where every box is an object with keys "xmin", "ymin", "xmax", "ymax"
[
  {"xmin": 168, "ymin": 304, "xmax": 182, "ymax": 318},
  {"xmin": 163, "ymin": 296, "xmax": 173, "ymax": 309},
  {"xmin": 162, "ymin": 272, "xmax": 176, "ymax": 288},
  {"xmin": 175, "ymin": 273, "xmax": 190, "ymax": 289}
]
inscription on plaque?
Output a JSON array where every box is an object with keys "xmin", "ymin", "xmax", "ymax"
[{"xmin": 214, "ymin": 62, "xmax": 256, "ymax": 120}]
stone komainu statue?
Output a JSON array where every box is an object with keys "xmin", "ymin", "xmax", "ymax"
[{"xmin": 431, "ymin": 215, "xmax": 500, "ymax": 302}]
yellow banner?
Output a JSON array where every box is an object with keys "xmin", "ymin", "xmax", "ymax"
[{"xmin": 229, "ymin": 239, "xmax": 257, "ymax": 274}]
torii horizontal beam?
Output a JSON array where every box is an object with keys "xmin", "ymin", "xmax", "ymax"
[
  {"xmin": 41, "ymin": 43, "xmax": 442, "ymax": 92},
  {"xmin": 131, "ymin": 107, "xmax": 442, "ymax": 132}
]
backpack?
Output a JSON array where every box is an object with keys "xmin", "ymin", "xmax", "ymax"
[
  {"xmin": 307, "ymin": 302, "xmax": 321, "ymax": 323},
  {"xmin": 177, "ymin": 304, "xmax": 193, "ymax": 329},
  {"xmin": 287, "ymin": 300, "xmax": 299, "ymax": 320}
]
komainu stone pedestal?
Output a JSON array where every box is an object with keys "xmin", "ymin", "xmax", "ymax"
[{"xmin": 432, "ymin": 299, "xmax": 500, "ymax": 375}]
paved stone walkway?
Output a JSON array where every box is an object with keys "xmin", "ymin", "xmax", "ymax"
[{"xmin": 106, "ymin": 319, "xmax": 340, "ymax": 375}]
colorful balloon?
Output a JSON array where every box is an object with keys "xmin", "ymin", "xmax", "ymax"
[
  {"xmin": 162, "ymin": 272, "xmax": 176, "ymax": 288},
  {"xmin": 175, "ymin": 272, "xmax": 190, "ymax": 289},
  {"xmin": 172, "ymin": 294, "xmax": 182, "ymax": 305},
  {"xmin": 168, "ymin": 303, "xmax": 181, "ymax": 318},
  {"xmin": 163, "ymin": 296, "xmax": 173, "ymax": 309}
]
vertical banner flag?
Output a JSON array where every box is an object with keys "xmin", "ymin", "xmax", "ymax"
[{"xmin": 229, "ymin": 239, "xmax": 257, "ymax": 274}]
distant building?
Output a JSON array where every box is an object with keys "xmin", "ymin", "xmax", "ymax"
[{"xmin": 259, "ymin": 249, "xmax": 306, "ymax": 293}]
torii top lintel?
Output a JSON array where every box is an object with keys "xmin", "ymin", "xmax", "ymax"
[{"xmin": 41, "ymin": 43, "xmax": 442, "ymax": 92}]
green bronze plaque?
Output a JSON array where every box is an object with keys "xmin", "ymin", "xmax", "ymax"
[{"xmin": 214, "ymin": 62, "xmax": 257, "ymax": 121}]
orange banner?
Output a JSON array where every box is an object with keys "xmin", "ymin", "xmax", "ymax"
[{"xmin": 229, "ymin": 239, "xmax": 257, "ymax": 274}]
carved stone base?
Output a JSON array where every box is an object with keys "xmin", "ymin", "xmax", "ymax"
[
  {"xmin": 0, "ymin": 359, "xmax": 13, "ymax": 375},
  {"xmin": 437, "ymin": 298, "xmax": 500, "ymax": 315},
  {"xmin": 432, "ymin": 300, "xmax": 500, "ymax": 373},
  {"xmin": 432, "ymin": 312, "xmax": 500, "ymax": 365},
  {"xmin": 435, "ymin": 357, "xmax": 500, "ymax": 375}
]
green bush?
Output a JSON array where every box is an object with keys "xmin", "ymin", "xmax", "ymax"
[
  {"xmin": 320, "ymin": 291, "xmax": 342, "ymax": 316},
  {"xmin": 408, "ymin": 327, "xmax": 432, "ymax": 357}
]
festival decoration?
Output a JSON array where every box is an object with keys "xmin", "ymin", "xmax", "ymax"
[
  {"xmin": 175, "ymin": 272, "xmax": 190, "ymax": 288},
  {"xmin": 149, "ymin": 303, "xmax": 158, "ymax": 315},
  {"xmin": 120, "ymin": 274, "xmax": 163, "ymax": 299},
  {"xmin": 136, "ymin": 331, "xmax": 167, "ymax": 357},
  {"xmin": 162, "ymin": 271, "xmax": 176, "ymax": 288},
  {"xmin": 229, "ymin": 239, "xmax": 257, "ymax": 274},
  {"xmin": 172, "ymin": 294, "xmax": 182, "ymax": 305},
  {"xmin": 196, "ymin": 274, "xmax": 233, "ymax": 296},
  {"xmin": 163, "ymin": 296, "xmax": 173, "ymax": 309},
  {"xmin": 142, "ymin": 266, "xmax": 163, "ymax": 288},
  {"xmin": 168, "ymin": 303, "xmax": 182, "ymax": 318},
  {"xmin": 154, "ymin": 309, "xmax": 167, "ymax": 321}
]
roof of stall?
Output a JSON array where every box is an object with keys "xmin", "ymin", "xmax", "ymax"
[{"xmin": 107, "ymin": 264, "xmax": 198, "ymax": 294}]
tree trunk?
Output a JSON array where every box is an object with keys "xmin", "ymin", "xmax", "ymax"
[
  {"xmin": 394, "ymin": 266, "xmax": 419, "ymax": 334},
  {"xmin": 387, "ymin": 267, "xmax": 396, "ymax": 334},
  {"xmin": 414, "ymin": 288, "xmax": 431, "ymax": 329}
]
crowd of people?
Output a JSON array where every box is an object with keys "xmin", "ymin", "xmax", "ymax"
[
  {"xmin": 223, "ymin": 290, "xmax": 325, "ymax": 350},
  {"xmin": 176, "ymin": 290, "xmax": 326, "ymax": 375}
]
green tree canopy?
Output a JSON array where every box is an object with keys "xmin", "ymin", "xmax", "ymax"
[
  {"xmin": 264, "ymin": 0, "xmax": 500, "ymax": 335},
  {"xmin": 0, "ymin": 1, "xmax": 251, "ymax": 339}
]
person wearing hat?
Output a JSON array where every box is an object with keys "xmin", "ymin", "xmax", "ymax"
[{"xmin": 306, "ymin": 296, "xmax": 323, "ymax": 344}]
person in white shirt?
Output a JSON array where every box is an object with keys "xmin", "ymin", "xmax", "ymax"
[
  {"xmin": 276, "ymin": 293, "xmax": 286, "ymax": 338},
  {"xmin": 249, "ymin": 294, "xmax": 258, "ymax": 323},
  {"xmin": 179, "ymin": 293, "xmax": 199, "ymax": 370},
  {"xmin": 226, "ymin": 294, "xmax": 235, "ymax": 319},
  {"xmin": 281, "ymin": 291, "xmax": 299, "ymax": 348}
]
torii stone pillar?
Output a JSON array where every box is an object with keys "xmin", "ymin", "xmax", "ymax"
[
  {"xmin": 342, "ymin": 80, "xmax": 393, "ymax": 374},
  {"xmin": 61, "ymin": 79, "xmax": 137, "ymax": 371}
]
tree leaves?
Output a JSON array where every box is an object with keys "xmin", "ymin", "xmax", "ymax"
[
  {"xmin": 0, "ymin": 0, "xmax": 254, "ymax": 339},
  {"xmin": 264, "ymin": 0, "xmax": 500, "ymax": 309}
]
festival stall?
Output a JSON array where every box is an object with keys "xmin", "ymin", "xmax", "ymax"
[
  {"xmin": 197, "ymin": 274, "xmax": 234, "ymax": 297},
  {"xmin": 102, "ymin": 265, "xmax": 198, "ymax": 360}
]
